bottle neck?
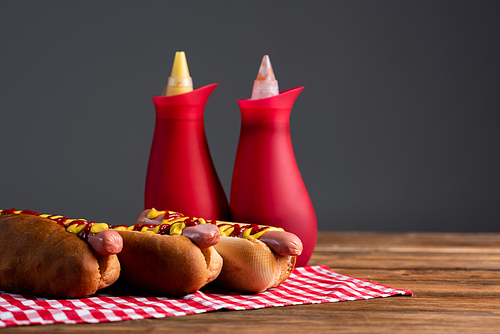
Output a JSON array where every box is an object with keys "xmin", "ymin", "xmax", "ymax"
[
  {"xmin": 237, "ymin": 87, "xmax": 303, "ymax": 124},
  {"xmin": 152, "ymin": 83, "xmax": 217, "ymax": 120}
]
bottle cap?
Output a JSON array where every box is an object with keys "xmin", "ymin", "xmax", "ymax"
[
  {"xmin": 162, "ymin": 51, "xmax": 194, "ymax": 97},
  {"xmin": 251, "ymin": 55, "xmax": 279, "ymax": 100}
]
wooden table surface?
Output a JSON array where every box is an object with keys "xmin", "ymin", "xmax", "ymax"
[{"xmin": 3, "ymin": 231, "xmax": 500, "ymax": 333}]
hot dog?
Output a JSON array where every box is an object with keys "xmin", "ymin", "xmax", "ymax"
[
  {"xmin": 107, "ymin": 210, "xmax": 223, "ymax": 296},
  {"xmin": 0, "ymin": 209, "xmax": 122, "ymax": 298},
  {"xmin": 141, "ymin": 208, "xmax": 303, "ymax": 293},
  {"xmin": 213, "ymin": 222, "xmax": 302, "ymax": 293}
]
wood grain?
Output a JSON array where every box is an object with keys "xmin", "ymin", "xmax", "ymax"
[{"xmin": 3, "ymin": 231, "xmax": 500, "ymax": 333}]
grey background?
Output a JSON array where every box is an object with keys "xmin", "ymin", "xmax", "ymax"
[{"xmin": 1, "ymin": 1, "xmax": 499, "ymax": 232}]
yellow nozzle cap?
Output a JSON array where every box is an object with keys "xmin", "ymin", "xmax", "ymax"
[
  {"xmin": 163, "ymin": 51, "xmax": 194, "ymax": 96},
  {"xmin": 170, "ymin": 51, "xmax": 191, "ymax": 78}
]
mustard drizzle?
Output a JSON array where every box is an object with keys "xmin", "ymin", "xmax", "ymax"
[
  {"xmin": 0, "ymin": 208, "xmax": 284, "ymax": 240},
  {"xmin": 0, "ymin": 209, "xmax": 107, "ymax": 238},
  {"xmin": 148, "ymin": 208, "xmax": 284, "ymax": 239}
]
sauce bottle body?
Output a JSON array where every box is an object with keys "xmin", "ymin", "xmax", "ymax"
[
  {"xmin": 145, "ymin": 84, "xmax": 230, "ymax": 220},
  {"xmin": 230, "ymin": 87, "xmax": 317, "ymax": 266}
]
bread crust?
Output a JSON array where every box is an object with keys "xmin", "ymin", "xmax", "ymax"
[
  {"xmin": 200, "ymin": 246, "xmax": 223, "ymax": 284},
  {"xmin": 115, "ymin": 230, "xmax": 222, "ymax": 296},
  {"xmin": 212, "ymin": 236, "xmax": 296, "ymax": 293},
  {"xmin": 96, "ymin": 253, "xmax": 121, "ymax": 290},
  {"xmin": 0, "ymin": 214, "xmax": 120, "ymax": 298}
]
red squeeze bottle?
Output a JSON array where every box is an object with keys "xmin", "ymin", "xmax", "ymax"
[
  {"xmin": 230, "ymin": 56, "xmax": 317, "ymax": 266},
  {"xmin": 144, "ymin": 52, "xmax": 230, "ymax": 220}
]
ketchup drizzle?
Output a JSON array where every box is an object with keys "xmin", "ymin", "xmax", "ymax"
[
  {"xmin": 158, "ymin": 224, "xmax": 171, "ymax": 235},
  {"xmin": 78, "ymin": 221, "xmax": 94, "ymax": 241},
  {"xmin": 51, "ymin": 216, "xmax": 70, "ymax": 227},
  {"xmin": 163, "ymin": 212, "xmax": 184, "ymax": 221},
  {"xmin": 0, "ymin": 208, "xmax": 16, "ymax": 215},
  {"xmin": 184, "ymin": 218, "xmax": 200, "ymax": 227},
  {"xmin": 20, "ymin": 209, "xmax": 39, "ymax": 216},
  {"xmin": 218, "ymin": 222, "xmax": 269, "ymax": 237},
  {"xmin": 1, "ymin": 208, "xmax": 273, "ymax": 240},
  {"xmin": 131, "ymin": 223, "xmax": 157, "ymax": 231},
  {"xmin": 1, "ymin": 208, "xmax": 101, "ymax": 241}
]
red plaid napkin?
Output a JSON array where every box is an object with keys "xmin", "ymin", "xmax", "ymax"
[{"xmin": 0, "ymin": 265, "xmax": 412, "ymax": 327}]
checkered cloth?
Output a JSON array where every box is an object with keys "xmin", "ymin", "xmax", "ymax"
[{"xmin": 0, "ymin": 265, "xmax": 412, "ymax": 327}]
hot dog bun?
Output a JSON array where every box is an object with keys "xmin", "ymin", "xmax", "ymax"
[
  {"xmin": 114, "ymin": 230, "xmax": 222, "ymax": 296},
  {"xmin": 211, "ymin": 236, "xmax": 296, "ymax": 293},
  {"xmin": 0, "ymin": 213, "xmax": 120, "ymax": 298}
]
